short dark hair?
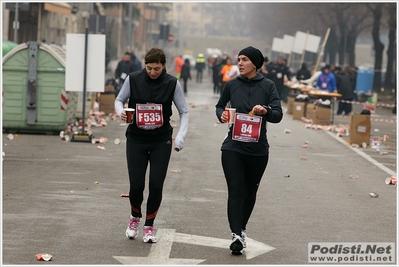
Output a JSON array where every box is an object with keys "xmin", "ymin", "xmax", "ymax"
[{"xmin": 145, "ymin": 47, "xmax": 166, "ymax": 65}]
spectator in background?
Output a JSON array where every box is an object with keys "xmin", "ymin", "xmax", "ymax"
[
  {"xmin": 296, "ymin": 62, "xmax": 311, "ymax": 81},
  {"xmin": 300, "ymin": 65, "xmax": 322, "ymax": 87},
  {"xmin": 207, "ymin": 55, "xmax": 214, "ymax": 76},
  {"xmin": 258, "ymin": 56, "xmax": 271, "ymax": 79},
  {"xmin": 130, "ymin": 52, "xmax": 143, "ymax": 72},
  {"xmin": 212, "ymin": 56, "xmax": 223, "ymax": 98},
  {"xmin": 345, "ymin": 65, "xmax": 357, "ymax": 101},
  {"xmin": 268, "ymin": 56, "xmax": 291, "ymax": 102},
  {"xmin": 315, "ymin": 64, "xmax": 337, "ymax": 92},
  {"xmin": 195, "ymin": 53, "xmax": 206, "ymax": 83},
  {"xmin": 181, "ymin": 58, "xmax": 192, "ymax": 96},
  {"xmin": 334, "ymin": 66, "xmax": 354, "ymax": 115},
  {"xmin": 282, "ymin": 58, "xmax": 292, "ymax": 101},
  {"xmin": 174, "ymin": 55, "xmax": 184, "ymax": 79},
  {"xmin": 227, "ymin": 62, "xmax": 239, "ymax": 80},
  {"xmin": 115, "ymin": 52, "xmax": 136, "ymax": 95},
  {"xmin": 221, "ymin": 53, "xmax": 228, "ymax": 66},
  {"xmin": 220, "ymin": 58, "xmax": 236, "ymax": 96}
]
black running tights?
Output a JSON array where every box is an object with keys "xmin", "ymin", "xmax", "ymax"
[
  {"xmin": 126, "ymin": 138, "xmax": 172, "ymax": 226},
  {"xmin": 221, "ymin": 150, "xmax": 269, "ymax": 235}
]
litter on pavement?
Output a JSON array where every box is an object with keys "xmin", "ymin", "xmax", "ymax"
[
  {"xmin": 36, "ymin": 253, "xmax": 52, "ymax": 261},
  {"xmin": 385, "ymin": 176, "xmax": 397, "ymax": 185},
  {"xmin": 369, "ymin": 192, "xmax": 379, "ymax": 198}
]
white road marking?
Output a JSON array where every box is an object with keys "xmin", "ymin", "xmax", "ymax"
[
  {"xmin": 325, "ymin": 131, "xmax": 396, "ymax": 176},
  {"xmin": 174, "ymin": 232, "xmax": 275, "ymax": 260},
  {"xmin": 113, "ymin": 229, "xmax": 275, "ymax": 264},
  {"xmin": 113, "ymin": 229, "xmax": 206, "ymax": 265}
]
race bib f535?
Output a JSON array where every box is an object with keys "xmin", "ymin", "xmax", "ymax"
[{"xmin": 136, "ymin": 103, "xmax": 164, "ymax": 130}]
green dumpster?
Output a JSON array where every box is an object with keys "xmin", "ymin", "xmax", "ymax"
[
  {"xmin": 2, "ymin": 40, "xmax": 18, "ymax": 56},
  {"xmin": 2, "ymin": 41, "xmax": 79, "ymax": 134}
]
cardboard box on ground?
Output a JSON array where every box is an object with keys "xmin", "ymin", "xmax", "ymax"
[
  {"xmin": 306, "ymin": 103, "xmax": 315, "ymax": 120},
  {"xmin": 349, "ymin": 114, "xmax": 371, "ymax": 145},
  {"xmin": 104, "ymin": 85, "xmax": 114, "ymax": 92},
  {"xmin": 293, "ymin": 102, "xmax": 306, "ymax": 120},
  {"xmin": 287, "ymin": 96, "xmax": 295, "ymax": 115},
  {"xmin": 99, "ymin": 85, "xmax": 116, "ymax": 114},
  {"xmin": 312, "ymin": 105, "xmax": 331, "ymax": 125}
]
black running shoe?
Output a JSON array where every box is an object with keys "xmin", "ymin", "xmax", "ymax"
[{"xmin": 230, "ymin": 233, "xmax": 244, "ymax": 254}]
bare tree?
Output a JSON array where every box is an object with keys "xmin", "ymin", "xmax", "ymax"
[
  {"xmin": 337, "ymin": 4, "xmax": 371, "ymax": 67},
  {"xmin": 346, "ymin": 17, "xmax": 372, "ymax": 68},
  {"xmin": 367, "ymin": 3, "xmax": 385, "ymax": 91},
  {"xmin": 315, "ymin": 3, "xmax": 371, "ymax": 66},
  {"xmin": 250, "ymin": 4, "xmax": 320, "ymax": 37},
  {"xmin": 218, "ymin": 2, "xmax": 393, "ymax": 79},
  {"xmin": 313, "ymin": 3, "xmax": 339, "ymax": 64},
  {"xmin": 384, "ymin": 3, "xmax": 396, "ymax": 91}
]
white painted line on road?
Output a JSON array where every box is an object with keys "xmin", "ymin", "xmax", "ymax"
[
  {"xmin": 113, "ymin": 229, "xmax": 206, "ymax": 265},
  {"xmin": 113, "ymin": 229, "xmax": 275, "ymax": 264},
  {"xmin": 325, "ymin": 131, "xmax": 396, "ymax": 176},
  {"xmin": 113, "ymin": 255, "xmax": 204, "ymax": 265},
  {"xmin": 173, "ymin": 232, "xmax": 275, "ymax": 260},
  {"xmin": 148, "ymin": 228, "xmax": 175, "ymax": 260},
  {"xmin": 310, "ymin": 153, "xmax": 343, "ymax": 157},
  {"xmin": 202, "ymin": 188, "xmax": 227, "ymax": 193}
]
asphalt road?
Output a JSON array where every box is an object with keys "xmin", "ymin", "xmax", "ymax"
[{"xmin": 2, "ymin": 72, "xmax": 397, "ymax": 265}]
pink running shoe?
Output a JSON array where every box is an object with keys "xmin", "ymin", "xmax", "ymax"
[
  {"xmin": 126, "ymin": 216, "xmax": 140, "ymax": 239},
  {"xmin": 143, "ymin": 226, "xmax": 157, "ymax": 243}
]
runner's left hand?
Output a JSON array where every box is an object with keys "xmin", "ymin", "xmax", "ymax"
[{"xmin": 251, "ymin": 105, "xmax": 267, "ymax": 115}]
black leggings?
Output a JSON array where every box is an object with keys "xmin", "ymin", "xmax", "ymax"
[
  {"xmin": 337, "ymin": 98, "xmax": 352, "ymax": 115},
  {"xmin": 126, "ymin": 137, "xmax": 172, "ymax": 226},
  {"xmin": 221, "ymin": 150, "xmax": 269, "ymax": 235},
  {"xmin": 196, "ymin": 69, "xmax": 203, "ymax": 82},
  {"xmin": 182, "ymin": 77, "xmax": 188, "ymax": 94},
  {"xmin": 213, "ymin": 82, "xmax": 221, "ymax": 95}
]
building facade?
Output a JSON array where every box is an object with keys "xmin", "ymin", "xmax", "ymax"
[{"xmin": 2, "ymin": 2, "xmax": 171, "ymax": 61}]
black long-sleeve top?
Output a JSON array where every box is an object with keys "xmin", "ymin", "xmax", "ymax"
[{"xmin": 215, "ymin": 74, "xmax": 283, "ymax": 156}]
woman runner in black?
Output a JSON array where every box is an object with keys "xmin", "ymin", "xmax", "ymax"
[
  {"xmin": 215, "ymin": 46, "xmax": 282, "ymax": 254},
  {"xmin": 115, "ymin": 47, "xmax": 189, "ymax": 243}
]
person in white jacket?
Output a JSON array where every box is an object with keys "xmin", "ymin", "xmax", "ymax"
[{"xmin": 300, "ymin": 69, "xmax": 321, "ymax": 87}]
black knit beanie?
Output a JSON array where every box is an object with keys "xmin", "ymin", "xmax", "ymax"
[{"xmin": 238, "ymin": 46, "xmax": 264, "ymax": 69}]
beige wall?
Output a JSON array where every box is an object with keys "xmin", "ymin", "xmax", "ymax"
[{"xmin": 2, "ymin": 3, "xmax": 10, "ymax": 40}]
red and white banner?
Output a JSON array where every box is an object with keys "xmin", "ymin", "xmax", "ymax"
[{"xmin": 338, "ymin": 99, "xmax": 396, "ymax": 108}]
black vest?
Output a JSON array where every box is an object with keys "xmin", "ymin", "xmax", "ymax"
[{"xmin": 127, "ymin": 69, "xmax": 177, "ymax": 136}]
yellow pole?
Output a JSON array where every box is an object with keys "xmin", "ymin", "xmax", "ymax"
[
  {"xmin": 314, "ymin": 27, "xmax": 330, "ymax": 73},
  {"xmin": 299, "ymin": 30, "xmax": 310, "ymax": 66}
]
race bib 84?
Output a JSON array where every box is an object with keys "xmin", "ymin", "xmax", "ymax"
[{"xmin": 232, "ymin": 113, "xmax": 262, "ymax": 142}]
